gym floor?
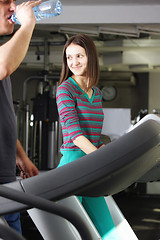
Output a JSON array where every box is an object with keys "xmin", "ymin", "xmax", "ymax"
[
  {"xmin": 21, "ymin": 184, "xmax": 160, "ymax": 240},
  {"xmin": 114, "ymin": 192, "xmax": 160, "ymax": 240}
]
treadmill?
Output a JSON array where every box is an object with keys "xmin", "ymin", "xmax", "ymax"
[{"xmin": 0, "ymin": 114, "xmax": 160, "ymax": 240}]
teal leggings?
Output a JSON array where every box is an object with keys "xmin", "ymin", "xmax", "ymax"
[{"xmin": 58, "ymin": 151, "xmax": 120, "ymax": 240}]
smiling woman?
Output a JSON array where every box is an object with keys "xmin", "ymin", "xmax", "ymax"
[
  {"xmin": 59, "ymin": 33, "xmax": 99, "ymax": 92},
  {"xmin": 56, "ymin": 34, "xmax": 120, "ymax": 240},
  {"xmin": 66, "ymin": 43, "xmax": 88, "ymax": 80}
]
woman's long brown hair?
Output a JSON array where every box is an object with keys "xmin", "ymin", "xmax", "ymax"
[{"xmin": 59, "ymin": 34, "xmax": 99, "ymax": 92}]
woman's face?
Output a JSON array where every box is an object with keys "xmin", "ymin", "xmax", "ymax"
[{"xmin": 66, "ymin": 43, "xmax": 88, "ymax": 77}]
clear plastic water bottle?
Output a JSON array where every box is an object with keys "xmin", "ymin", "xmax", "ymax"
[{"xmin": 11, "ymin": 0, "xmax": 62, "ymax": 24}]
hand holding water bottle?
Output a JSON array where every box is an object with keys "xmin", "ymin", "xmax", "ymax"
[
  {"xmin": 13, "ymin": 0, "xmax": 42, "ymax": 26},
  {"xmin": 11, "ymin": 0, "xmax": 62, "ymax": 25}
]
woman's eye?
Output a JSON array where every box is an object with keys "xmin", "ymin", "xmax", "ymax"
[{"xmin": 67, "ymin": 56, "xmax": 72, "ymax": 60}]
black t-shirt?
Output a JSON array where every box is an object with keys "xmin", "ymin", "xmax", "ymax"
[{"xmin": 0, "ymin": 77, "xmax": 17, "ymax": 183}]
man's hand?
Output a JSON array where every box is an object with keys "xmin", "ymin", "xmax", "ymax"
[
  {"xmin": 15, "ymin": 0, "xmax": 42, "ymax": 26},
  {"xmin": 16, "ymin": 139, "xmax": 39, "ymax": 179},
  {"xmin": 16, "ymin": 155, "xmax": 39, "ymax": 179}
]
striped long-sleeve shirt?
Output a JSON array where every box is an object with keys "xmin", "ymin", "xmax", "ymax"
[{"xmin": 56, "ymin": 77, "xmax": 104, "ymax": 152}]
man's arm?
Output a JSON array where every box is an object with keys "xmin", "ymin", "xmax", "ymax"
[
  {"xmin": 0, "ymin": 0, "xmax": 41, "ymax": 80},
  {"xmin": 16, "ymin": 139, "xmax": 39, "ymax": 179}
]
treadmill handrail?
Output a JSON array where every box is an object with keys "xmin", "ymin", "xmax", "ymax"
[
  {"xmin": 0, "ymin": 224, "xmax": 25, "ymax": 240},
  {"xmin": 0, "ymin": 185, "xmax": 92, "ymax": 240}
]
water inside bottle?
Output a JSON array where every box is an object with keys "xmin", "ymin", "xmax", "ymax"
[
  {"xmin": 38, "ymin": 0, "xmax": 62, "ymax": 14},
  {"xmin": 39, "ymin": 1, "xmax": 52, "ymax": 11}
]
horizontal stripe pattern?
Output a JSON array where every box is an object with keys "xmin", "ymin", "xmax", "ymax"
[{"xmin": 56, "ymin": 77, "xmax": 104, "ymax": 151}]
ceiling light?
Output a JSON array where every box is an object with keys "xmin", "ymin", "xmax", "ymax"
[
  {"xmin": 99, "ymin": 26, "xmax": 139, "ymax": 37},
  {"xmin": 138, "ymin": 25, "xmax": 160, "ymax": 36},
  {"xmin": 58, "ymin": 27, "xmax": 99, "ymax": 37},
  {"xmin": 129, "ymin": 64, "xmax": 148, "ymax": 69}
]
